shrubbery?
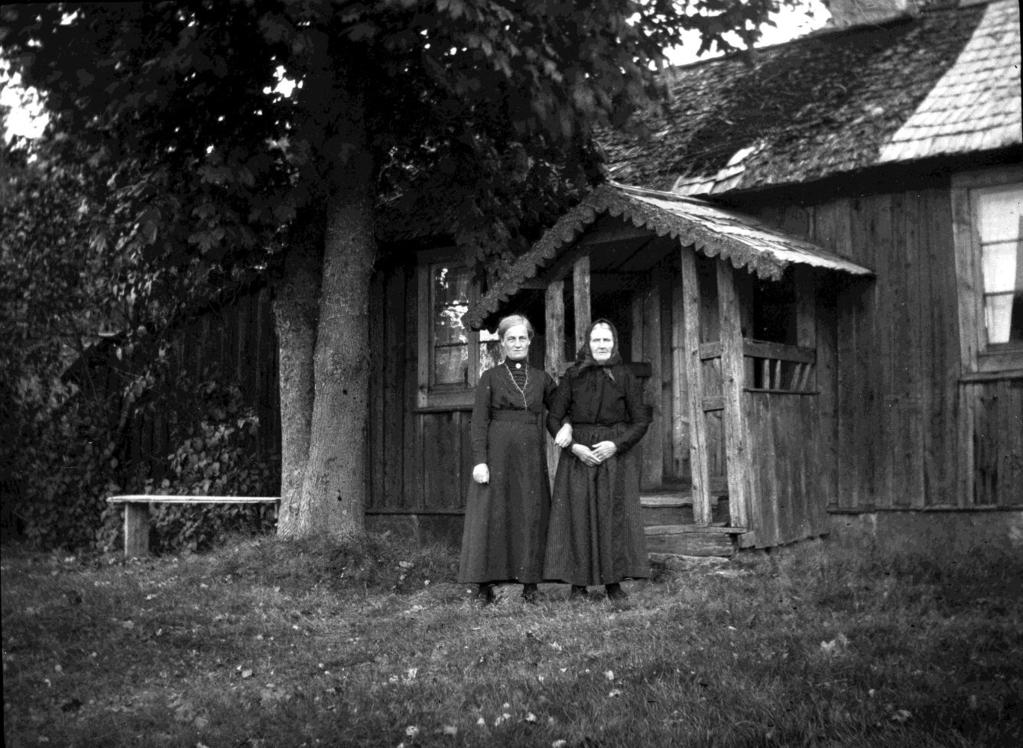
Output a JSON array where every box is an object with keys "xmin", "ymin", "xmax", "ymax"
[
  {"xmin": 111, "ymin": 379, "xmax": 279, "ymax": 554},
  {"xmin": 3, "ymin": 130, "xmax": 280, "ymax": 554},
  {"xmin": 7, "ymin": 378, "xmax": 122, "ymax": 549},
  {"xmin": 9, "ymin": 366, "xmax": 278, "ymax": 553}
]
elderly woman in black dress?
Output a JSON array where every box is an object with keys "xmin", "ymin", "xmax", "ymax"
[
  {"xmin": 544, "ymin": 318, "xmax": 651, "ymax": 601},
  {"xmin": 457, "ymin": 314, "xmax": 567, "ymax": 605}
]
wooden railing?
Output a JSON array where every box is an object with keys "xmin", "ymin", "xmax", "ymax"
[
  {"xmin": 699, "ymin": 339, "xmax": 816, "ymax": 410},
  {"xmin": 742, "ymin": 340, "xmax": 816, "ymax": 393}
]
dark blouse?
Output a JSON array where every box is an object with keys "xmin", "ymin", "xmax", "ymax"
[
  {"xmin": 545, "ymin": 364, "xmax": 651, "ymax": 454},
  {"xmin": 470, "ymin": 363, "xmax": 557, "ymax": 465}
]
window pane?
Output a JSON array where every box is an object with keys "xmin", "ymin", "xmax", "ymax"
[
  {"xmin": 977, "ymin": 188, "xmax": 1023, "ymax": 243},
  {"xmin": 432, "ymin": 265, "xmax": 471, "ymax": 384},
  {"xmin": 977, "ymin": 188, "xmax": 1023, "ymax": 345},
  {"xmin": 435, "ymin": 344, "xmax": 468, "ymax": 384},
  {"xmin": 433, "ymin": 309, "xmax": 466, "ymax": 346},
  {"xmin": 984, "ymin": 292, "xmax": 1023, "ymax": 344},
  {"xmin": 982, "ymin": 239, "xmax": 1019, "ymax": 294},
  {"xmin": 478, "ymin": 329, "xmax": 500, "ymax": 378},
  {"xmin": 433, "ymin": 266, "xmax": 470, "ymax": 306}
]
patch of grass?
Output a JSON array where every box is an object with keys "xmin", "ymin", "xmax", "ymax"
[{"xmin": 3, "ymin": 535, "xmax": 1021, "ymax": 747}]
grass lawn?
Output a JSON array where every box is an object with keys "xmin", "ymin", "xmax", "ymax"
[{"xmin": 2, "ymin": 533, "xmax": 1021, "ymax": 747}]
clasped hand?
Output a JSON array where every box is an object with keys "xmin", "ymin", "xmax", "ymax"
[
  {"xmin": 572, "ymin": 440, "xmax": 617, "ymax": 467},
  {"xmin": 553, "ymin": 423, "xmax": 573, "ymax": 448}
]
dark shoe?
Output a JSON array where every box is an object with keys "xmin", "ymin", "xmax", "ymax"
[
  {"xmin": 605, "ymin": 583, "xmax": 628, "ymax": 602},
  {"xmin": 522, "ymin": 583, "xmax": 538, "ymax": 604},
  {"xmin": 474, "ymin": 583, "xmax": 496, "ymax": 607},
  {"xmin": 569, "ymin": 585, "xmax": 588, "ymax": 601}
]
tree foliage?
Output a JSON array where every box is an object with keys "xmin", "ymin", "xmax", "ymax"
[{"xmin": 2, "ymin": 0, "xmax": 792, "ymax": 271}]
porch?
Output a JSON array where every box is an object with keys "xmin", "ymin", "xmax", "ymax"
[{"xmin": 466, "ymin": 183, "xmax": 873, "ymax": 555}]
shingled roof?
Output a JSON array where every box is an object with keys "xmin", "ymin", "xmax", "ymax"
[
  {"xmin": 602, "ymin": 0, "xmax": 1021, "ymax": 196},
  {"xmin": 464, "ymin": 183, "xmax": 872, "ymax": 330}
]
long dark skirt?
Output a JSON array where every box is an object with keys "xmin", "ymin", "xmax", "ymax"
[
  {"xmin": 543, "ymin": 423, "xmax": 648, "ymax": 586},
  {"xmin": 457, "ymin": 417, "xmax": 550, "ymax": 584}
]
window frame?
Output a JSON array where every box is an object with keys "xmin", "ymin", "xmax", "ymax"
[
  {"xmin": 416, "ymin": 249, "xmax": 493, "ymax": 409},
  {"xmin": 951, "ymin": 166, "xmax": 1023, "ymax": 380}
]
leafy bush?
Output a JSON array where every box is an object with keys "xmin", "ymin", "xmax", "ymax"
[
  {"xmin": 5, "ymin": 357, "xmax": 277, "ymax": 553},
  {"xmin": 96, "ymin": 378, "xmax": 279, "ymax": 554},
  {"xmin": 147, "ymin": 386, "xmax": 277, "ymax": 553},
  {"xmin": 2, "ymin": 120, "xmax": 279, "ymax": 553},
  {"xmin": 6, "ymin": 377, "xmax": 123, "ymax": 549}
]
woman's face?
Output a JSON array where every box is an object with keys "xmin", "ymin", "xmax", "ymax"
[
  {"xmin": 589, "ymin": 323, "xmax": 615, "ymax": 363},
  {"xmin": 501, "ymin": 323, "xmax": 530, "ymax": 362}
]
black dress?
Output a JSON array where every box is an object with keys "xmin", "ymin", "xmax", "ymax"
[
  {"xmin": 457, "ymin": 363, "xmax": 556, "ymax": 584},
  {"xmin": 543, "ymin": 363, "xmax": 651, "ymax": 586}
]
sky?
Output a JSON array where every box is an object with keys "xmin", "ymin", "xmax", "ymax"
[
  {"xmin": 668, "ymin": 0, "xmax": 830, "ymax": 65},
  {"xmin": 0, "ymin": 67, "xmax": 46, "ymax": 140},
  {"xmin": 0, "ymin": 1, "xmax": 830, "ymax": 142}
]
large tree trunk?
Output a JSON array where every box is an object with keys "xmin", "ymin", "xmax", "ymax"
[
  {"xmin": 290, "ymin": 84, "xmax": 376, "ymax": 541},
  {"xmin": 271, "ymin": 58, "xmax": 376, "ymax": 542},
  {"xmin": 273, "ymin": 218, "xmax": 323, "ymax": 538},
  {"xmin": 296, "ymin": 191, "xmax": 374, "ymax": 540}
]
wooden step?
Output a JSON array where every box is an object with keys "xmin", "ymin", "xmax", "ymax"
[
  {"xmin": 644, "ymin": 523, "xmax": 743, "ymax": 558},
  {"xmin": 640, "ymin": 491, "xmax": 692, "ymax": 508},
  {"xmin": 643, "ymin": 507, "xmax": 691, "ymax": 526},
  {"xmin": 640, "ymin": 492, "xmax": 693, "ymax": 526},
  {"xmin": 641, "ymin": 504, "xmax": 691, "ymax": 527},
  {"xmin": 641, "ymin": 492, "xmax": 733, "ymax": 527}
]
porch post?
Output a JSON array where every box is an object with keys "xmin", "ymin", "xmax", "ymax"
[
  {"xmin": 794, "ymin": 265, "xmax": 816, "ymax": 390},
  {"xmin": 679, "ymin": 246, "xmax": 712, "ymax": 523},
  {"xmin": 717, "ymin": 261, "xmax": 751, "ymax": 530},
  {"xmin": 545, "ymin": 280, "xmax": 565, "ymax": 377},
  {"xmin": 573, "ymin": 255, "xmax": 591, "ymax": 351},
  {"xmin": 545, "ymin": 280, "xmax": 567, "ymax": 486}
]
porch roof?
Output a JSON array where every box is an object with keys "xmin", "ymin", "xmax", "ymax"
[{"xmin": 464, "ymin": 182, "xmax": 873, "ymax": 330}]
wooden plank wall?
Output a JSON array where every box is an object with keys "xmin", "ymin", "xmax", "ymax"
[
  {"xmin": 123, "ymin": 260, "xmax": 472, "ymax": 513},
  {"xmin": 626, "ymin": 265, "xmax": 699, "ymax": 489},
  {"xmin": 631, "ymin": 281, "xmax": 665, "ymax": 489},
  {"xmin": 125, "ymin": 286, "xmax": 280, "ymax": 479},
  {"xmin": 128, "ymin": 260, "xmax": 486, "ymax": 515},
  {"xmin": 815, "ymin": 289, "xmax": 840, "ymax": 511},
  {"xmin": 962, "ymin": 380, "xmax": 1023, "ymax": 506},
  {"xmin": 743, "ymin": 392, "xmax": 829, "ymax": 547},
  {"xmin": 368, "ymin": 263, "xmax": 414, "ymax": 511},
  {"xmin": 752, "ymin": 184, "xmax": 1019, "ymax": 509},
  {"xmin": 367, "ymin": 262, "xmax": 473, "ymax": 513}
]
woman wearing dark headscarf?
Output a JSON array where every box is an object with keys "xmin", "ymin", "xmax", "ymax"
[
  {"xmin": 544, "ymin": 319, "xmax": 651, "ymax": 601},
  {"xmin": 458, "ymin": 314, "xmax": 565, "ymax": 605}
]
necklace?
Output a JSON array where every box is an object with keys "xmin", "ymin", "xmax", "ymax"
[{"xmin": 504, "ymin": 361, "xmax": 529, "ymax": 408}]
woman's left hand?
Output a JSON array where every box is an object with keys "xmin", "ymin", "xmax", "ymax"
[
  {"xmin": 554, "ymin": 423, "xmax": 573, "ymax": 448},
  {"xmin": 591, "ymin": 441, "xmax": 618, "ymax": 462}
]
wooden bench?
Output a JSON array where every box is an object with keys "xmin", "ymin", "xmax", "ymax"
[{"xmin": 106, "ymin": 495, "xmax": 279, "ymax": 557}]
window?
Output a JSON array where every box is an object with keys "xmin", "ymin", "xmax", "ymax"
[
  {"xmin": 953, "ymin": 167, "xmax": 1023, "ymax": 378},
  {"xmin": 418, "ymin": 255, "xmax": 499, "ymax": 407},
  {"xmin": 976, "ymin": 186, "xmax": 1023, "ymax": 346}
]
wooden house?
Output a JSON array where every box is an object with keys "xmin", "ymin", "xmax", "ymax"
[
  {"xmin": 598, "ymin": 0, "xmax": 1023, "ymax": 552},
  {"xmin": 115, "ymin": 0, "xmax": 1020, "ymax": 555},
  {"xmin": 365, "ymin": 0, "xmax": 1022, "ymax": 553}
]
